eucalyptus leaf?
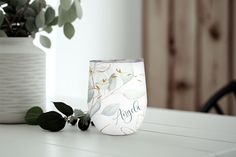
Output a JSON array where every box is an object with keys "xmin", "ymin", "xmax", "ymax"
[
  {"xmin": 87, "ymin": 89, "xmax": 94, "ymax": 103},
  {"xmin": 58, "ymin": 3, "xmax": 77, "ymax": 27},
  {"xmin": 25, "ymin": 17, "xmax": 37, "ymax": 32},
  {"xmin": 35, "ymin": 10, "xmax": 45, "ymax": 28},
  {"xmin": 24, "ymin": 106, "xmax": 43, "ymax": 125},
  {"xmin": 44, "ymin": 26, "xmax": 52, "ymax": 33},
  {"xmin": 31, "ymin": 0, "xmax": 46, "ymax": 13},
  {"xmin": 39, "ymin": 35, "xmax": 51, "ymax": 48},
  {"xmin": 123, "ymin": 90, "xmax": 145, "ymax": 99},
  {"xmin": 9, "ymin": 0, "xmax": 17, "ymax": 6},
  {"xmin": 0, "ymin": 30, "xmax": 7, "ymax": 37},
  {"xmin": 31, "ymin": 32, "xmax": 36, "ymax": 38},
  {"xmin": 49, "ymin": 16, "xmax": 58, "ymax": 26},
  {"xmin": 60, "ymin": 0, "xmax": 72, "ymax": 10},
  {"xmin": 0, "ymin": 1, "xmax": 6, "ymax": 6},
  {"xmin": 69, "ymin": 116, "xmax": 77, "ymax": 125},
  {"xmin": 63, "ymin": 22, "xmax": 75, "ymax": 39},
  {"xmin": 45, "ymin": 7, "xmax": 55, "ymax": 24},
  {"xmin": 74, "ymin": 0, "xmax": 82, "ymax": 19},
  {"xmin": 24, "ymin": 7, "xmax": 37, "ymax": 18},
  {"xmin": 0, "ymin": 0, "xmax": 81, "ymax": 43},
  {"xmin": 0, "ymin": 10, "xmax": 4, "ymax": 26},
  {"xmin": 74, "ymin": 109, "xmax": 85, "ymax": 118},
  {"xmin": 101, "ymin": 104, "xmax": 120, "ymax": 116},
  {"xmin": 78, "ymin": 113, "xmax": 91, "ymax": 131},
  {"xmin": 119, "ymin": 66, "xmax": 134, "ymax": 84},
  {"xmin": 3, "ymin": 6, "xmax": 15, "ymax": 15},
  {"xmin": 38, "ymin": 111, "xmax": 66, "ymax": 132},
  {"xmin": 17, "ymin": 0, "xmax": 28, "ymax": 7},
  {"xmin": 108, "ymin": 77, "xmax": 117, "ymax": 91},
  {"xmin": 121, "ymin": 73, "xmax": 133, "ymax": 84},
  {"xmin": 90, "ymin": 101, "xmax": 101, "ymax": 117},
  {"xmin": 53, "ymin": 102, "xmax": 73, "ymax": 117}
]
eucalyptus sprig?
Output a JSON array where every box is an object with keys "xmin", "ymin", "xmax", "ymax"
[
  {"xmin": 25, "ymin": 102, "xmax": 91, "ymax": 132},
  {"xmin": 0, "ymin": 0, "xmax": 82, "ymax": 48}
]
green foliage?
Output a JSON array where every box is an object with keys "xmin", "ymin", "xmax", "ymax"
[
  {"xmin": 25, "ymin": 102, "xmax": 91, "ymax": 132},
  {"xmin": 25, "ymin": 17, "xmax": 37, "ymax": 32},
  {"xmin": 64, "ymin": 22, "xmax": 75, "ymax": 39},
  {"xmin": 58, "ymin": 3, "xmax": 77, "ymax": 27},
  {"xmin": 0, "ymin": 0, "xmax": 82, "ymax": 48},
  {"xmin": 44, "ymin": 26, "xmax": 52, "ymax": 33},
  {"xmin": 60, "ymin": 0, "xmax": 72, "ymax": 11},
  {"xmin": 38, "ymin": 111, "xmax": 66, "ymax": 132},
  {"xmin": 74, "ymin": 109, "xmax": 85, "ymax": 118},
  {"xmin": 45, "ymin": 7, "xmax": 55, "ymax": 24},
  {"xmin": 74, "ymin": 0, "xmax": 82, "ymax": 19},
  {"xmin": 35, "ymin": 10, "xmax": 45, "ymax": 28},
  {"xmin": 25, "ymin": 106, "xmax": 43, "ymax": 125},
  {"xmin": 78, "ymin": 114, "xmax": 91, "ymax": 131},
  {"xmin": 40, "ymin": 35, "xmax": 51, "ymax": 48},
  {"xmin": 53, "ymin": 102, "xmax": 73, "ymax": 117}
]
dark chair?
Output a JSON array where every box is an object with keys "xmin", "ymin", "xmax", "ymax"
[{"xmin": 200, "ymin": 80, "xmax": 236, "ymax": 115}]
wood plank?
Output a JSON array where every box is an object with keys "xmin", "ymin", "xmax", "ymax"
[
  {"xmin": 199, "ymin": 0, "xmax": 229, "ymax": 114},
  {"xmin": 143, "ymin": 0, "xmax": 169, "ymax": 108},
  {"xmin": 234, "ymin": 0, "xmax": 236, "ymax": 81},
  {"xmin": 171, "ymin": 0, "xmax": 198, "ymax": 111},
  {"xmin": 233, "ymin": 0, "xmax": 236, "ymax": 115}
]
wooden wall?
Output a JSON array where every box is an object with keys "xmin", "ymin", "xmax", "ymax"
[{"xmin": 143, "ymin": 0, "xmax": 236, "ymax": 114}]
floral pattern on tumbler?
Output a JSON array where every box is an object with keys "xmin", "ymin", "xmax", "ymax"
[{"xmin": 88, "ymin": 59, "xmax": 147, "ymax": 135}]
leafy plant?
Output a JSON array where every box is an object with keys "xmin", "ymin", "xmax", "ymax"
[
  {"xmin": 25, "ymin": 106, "xmax": 43, "ymax": 125},
  {"xmin": 0, "ymin": 0, "xmax": 82, "ymax": 48},
  {"xmin": 25, "ymin": 102, "xmax": 91, "ymax": 132}
]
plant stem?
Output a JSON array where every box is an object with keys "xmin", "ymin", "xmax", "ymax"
[{"xmin": 4, "ymin": 16, "xmax": 12, "ymax": 33}]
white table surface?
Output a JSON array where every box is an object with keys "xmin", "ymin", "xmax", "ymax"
[{"xmin": 0, "ymin": 108, "xmax": 236, "ymax": 157}]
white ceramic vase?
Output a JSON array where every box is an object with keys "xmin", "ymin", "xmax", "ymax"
[
  {"xmin": 88, "ymin": 59, "xmax": 147, "ymax": 135},
  {"xmin": 0, "ymin": 38, "xmax": 45, "ymax": 123}
]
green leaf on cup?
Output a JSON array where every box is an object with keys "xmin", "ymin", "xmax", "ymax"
[
  {"xmin": 53, "ymin": 102, "xmax": 73, "ymax": 117},
  {"xmin": 101, "ymin": 104, "xmax": 120, "ymax": 116},
  {"xmin": 24, "ymin": 106, "xmax": 43, "ymax": 125},
  {"xmin": 38, "ymin": 111, "xmax": 66, "ymax": 132},
  {"xmin": 40, "ymin": 35, "xmax": 51, "ymax": 48},
  {"xmin": 63, "ymin": 22, "xmax": 75, "ymax": 39},
  {"xmin": 123, "ymin": 90, "xmax": 145, "ymax": 99},
  {"xmin": 108, "ymin": 74, "xmax": 117, "ymax": 91},
  {"xmin": 87, "ymin": 89, "xmax": 94, "ymax": 103},
  {"xmin": 90, "ymin": 101, "xmax": 101, "ymax": 117}
]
